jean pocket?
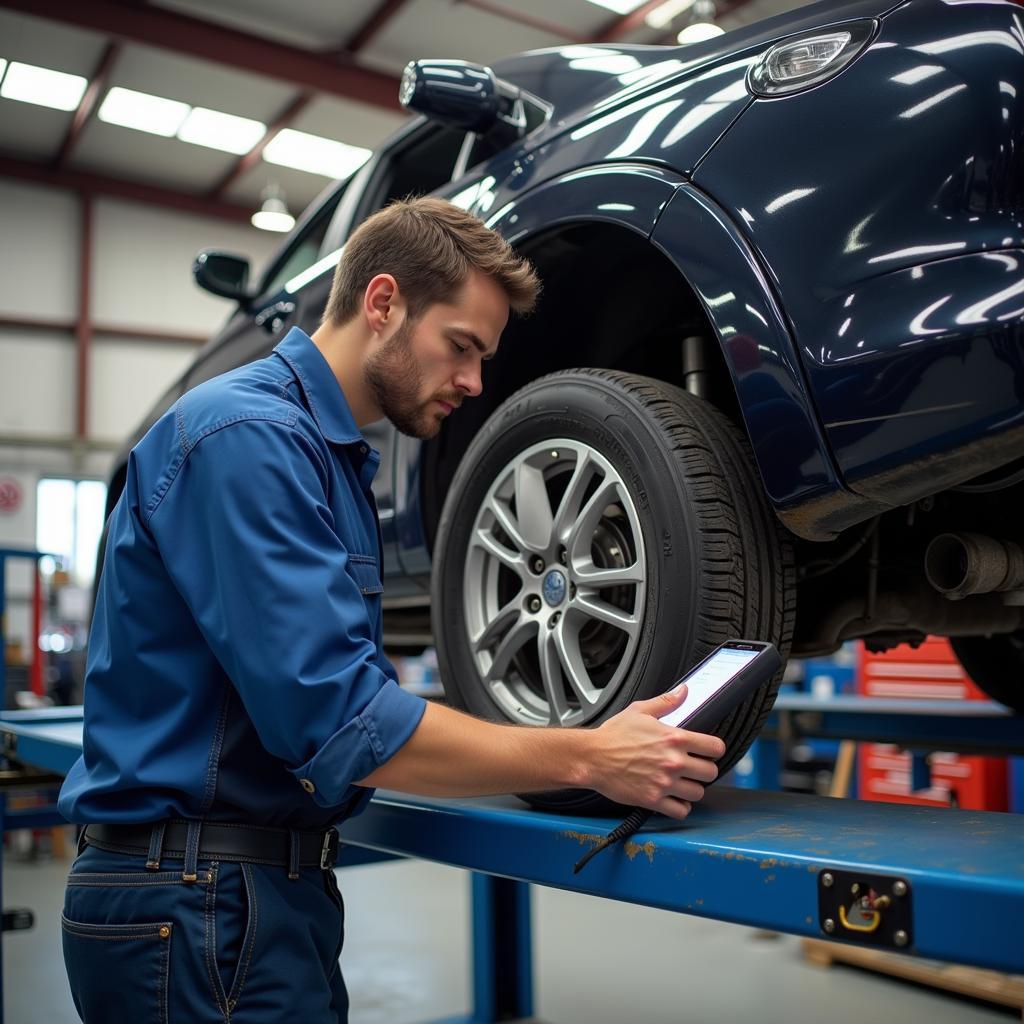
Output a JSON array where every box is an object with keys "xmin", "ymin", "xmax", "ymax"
[{"xmin": 62, "ymin": 914, "xmax": 172, "ymax": 1024}]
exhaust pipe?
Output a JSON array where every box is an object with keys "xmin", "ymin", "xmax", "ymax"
[{"xmin": 925, "ymin": 533, "xmax": 1024, "ymax": 601}]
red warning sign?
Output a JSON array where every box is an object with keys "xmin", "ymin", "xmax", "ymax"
[{"xmin": 0, "ymin": 476, "xmax": 23, "ymax": 515}]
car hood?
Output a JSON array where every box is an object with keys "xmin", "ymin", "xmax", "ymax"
[{"xmin": 491, "ymin": 0, "xmax": 904, "ymax": 137}]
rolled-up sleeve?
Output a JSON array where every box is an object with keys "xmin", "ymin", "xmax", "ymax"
[{"xmin": 147, "ymin": 415, "xmax": 427, "ymax": 808}]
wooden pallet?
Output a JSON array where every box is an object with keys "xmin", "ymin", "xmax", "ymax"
[{"xmin": 803, "ymin": 939, "xmax": 1024, "ymax": 1019}]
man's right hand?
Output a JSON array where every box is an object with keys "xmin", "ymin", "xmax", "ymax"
[{"xmin": 582, "ymin": 684, "xmax": 727, "ymax": 818}]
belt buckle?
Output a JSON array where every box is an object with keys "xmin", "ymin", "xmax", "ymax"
[{"xmin": 320, "ymin": 828, "xmax": 339, "ymax": 870}]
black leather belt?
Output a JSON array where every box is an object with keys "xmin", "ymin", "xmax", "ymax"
[{"xmin": 84, "ymin": 820, "xmax": 339, "ymax": 873}]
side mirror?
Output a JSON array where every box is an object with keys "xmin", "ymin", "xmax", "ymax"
[
  {"xmin": 400, "ymin": 59, "xmax": 527, "ymax": 145},
  {"xmin": 192, "ymin": 250, "xmax": 252, "ymax": 303}
]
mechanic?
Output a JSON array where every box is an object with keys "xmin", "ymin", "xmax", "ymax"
[{"xmin": 57, "ymin": 196, "xmax": 726, "ymax": 1023}]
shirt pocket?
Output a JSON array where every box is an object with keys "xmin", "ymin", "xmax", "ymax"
[{"xmin": 347, "ymin": 554, "xmax": 383, "ymax": 597}]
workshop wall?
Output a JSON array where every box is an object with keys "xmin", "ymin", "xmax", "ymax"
[{"xmin": 0, "ymin": 177, "xmax": 280, "ymax": 656}]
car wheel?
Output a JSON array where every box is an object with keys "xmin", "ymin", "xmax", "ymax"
[
  {"xmin": 950, "ymin": 634, "xmax": 1024, "ymax": 713},
  {"xmin": 431, "ymin": 369, "xmax": 795, "ymax": 813}
]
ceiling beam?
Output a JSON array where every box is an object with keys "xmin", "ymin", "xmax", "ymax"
[
  {"xmin": 209, "ymin": 91, "xmax": 312, "ymax": 201},
  {"xmin": 54, "ymin": 41, "xmax": 120, "ymax": 169},
  {"xmin": 345, "ymin": 0, "xmax": 414, "ymax": 55},
  {"xmin": 0, "ymin": 155, "xmax": 253, "ymax": 224},
  {"xmin": 456, "ymin": 0, "xmax": 586, "ymax": 42},
  {"xmin": 593, "ymin": 0, "xmax": 667, "ymax": 42},
  {"xmin": 0, "ymin": 0, "xmax": 403, "ymax": 112}
]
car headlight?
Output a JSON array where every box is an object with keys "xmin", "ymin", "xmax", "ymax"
[{"xmin": 748, "ymin": 20, "xmax": 878, "ymax": 97}]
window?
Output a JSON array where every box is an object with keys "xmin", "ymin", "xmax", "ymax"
[
  {"xmin": 36, "ymin": 478, "xmax": 107, "ymax": 588},
  {"xmin": 259, "ymin": 179, "xmax": 351, "ymax": 298}
]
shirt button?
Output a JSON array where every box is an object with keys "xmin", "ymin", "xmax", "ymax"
[{"xmin": 299, "ymin": 779, "xmax": 316, "ymax": 794}]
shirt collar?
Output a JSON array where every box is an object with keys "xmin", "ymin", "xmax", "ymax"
[{"xmin": 274, "ymin": 327, "xmax": 364, "ymax": 446}]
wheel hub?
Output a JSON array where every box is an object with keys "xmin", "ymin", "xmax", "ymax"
[{"xmin": 542, "ymin": 569, "xmax": 567, "ymax": 607}]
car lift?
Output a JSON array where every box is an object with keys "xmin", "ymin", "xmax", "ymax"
[{"xmin": 1, "ymin": 702, "xmax": 1022, "ymax": 1024}]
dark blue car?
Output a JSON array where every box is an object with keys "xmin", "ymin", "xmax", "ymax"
[{"xmin": 106, "ymin": 0, "xmax": 1024, "ymax": 807}]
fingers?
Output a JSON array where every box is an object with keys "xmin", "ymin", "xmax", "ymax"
[
  {"xmin": 630, "ymin": 683, "xmax": 688, "ymax": 716},
  {"xmin": 654, "ymin": 796, "xmax": 693, "ymax": 821},
  {"xmin": 676, "ymin": 729, "xmax": 727, "ymax": 761},
  {"xmin": 676, "ymin": 752, "xmax": 720, "ymax": 785}
]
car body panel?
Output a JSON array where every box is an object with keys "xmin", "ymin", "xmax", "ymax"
[{"xmin": 692, "ymin": 0, "xmax": 1024, "ymax": 504}]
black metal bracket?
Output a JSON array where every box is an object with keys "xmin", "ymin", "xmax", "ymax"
[{"xmin": 818, "ymin": 868, "xmax": 913, "ymax": 951}]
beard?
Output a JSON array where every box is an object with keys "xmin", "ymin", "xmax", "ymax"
[{"xmin": 363, "ymin": 319, "xmax": 454, "ymax": 439}]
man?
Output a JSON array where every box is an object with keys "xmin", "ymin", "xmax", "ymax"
[{"xmin": 58, "ymin": 197, "xmax": 725, "ymax": 1022}]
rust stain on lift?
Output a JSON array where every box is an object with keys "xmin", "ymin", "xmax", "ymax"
[{"xmin": 559, "ymin": 830, "xmax": 658, "ymax": 864}]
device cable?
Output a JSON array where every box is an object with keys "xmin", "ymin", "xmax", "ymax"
[{"xmin": 572, "ymin": 806, "xmax": 652, "ymax": 874}]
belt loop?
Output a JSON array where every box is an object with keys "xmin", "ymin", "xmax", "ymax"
[
  {"xmin": 77, "ymin": 825, "xmax": 89, "ymax": 855},
  {"xmin": 146, "ymin": 822, "xmax": 167, "ymax": 872},
  {"xmin": 182, "ymin": 820, "xmax": 201, "ymax": 882},
  {"xmin": 287, "ymin": 829, "xmax": 300, "ymax": 881}
]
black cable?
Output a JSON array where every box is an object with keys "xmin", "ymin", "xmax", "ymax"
[{"xmin": 572, "ymin": 807, "xmax": 652, "ymax": 874}]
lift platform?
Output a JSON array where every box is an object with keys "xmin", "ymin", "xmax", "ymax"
[{"xmin": 1, "ymin": 703, "xmax": 1022, "ymax": 1024}]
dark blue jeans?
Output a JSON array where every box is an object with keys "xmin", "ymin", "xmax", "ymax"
[{"xmin": 62, "ymin": 844, "xmax": 348, "ymax": 1023}]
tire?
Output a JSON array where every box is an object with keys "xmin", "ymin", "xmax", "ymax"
[
  {"xmin": 950, "ymin": 634, "xmax": 1024, "ymax": 713},
  {"xmin": 431, "ymin": 369, "xmax": 796, "ymax": 813}
]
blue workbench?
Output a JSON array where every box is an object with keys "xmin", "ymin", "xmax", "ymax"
[{"xmin": 2, "ymin": 704, "xmax": 1022, "ymax": 1024}]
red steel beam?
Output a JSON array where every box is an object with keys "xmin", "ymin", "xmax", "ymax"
[
  {"xmin": 0, "ymin": 155, "xmax": 253, "ymax": 224},
  {"xmin": 593, "ymin": 0, "xmax": 668, "ymax": 42},
  {"xmin": 76, "ymin": 195, "xmax": 93, "ymax": 440},
  {"xmin": 345, "ymin": 0, "xmax": 414, "ymax": 55},
  {"xmin": 0, "ymin": 316, "xmax": 205, "ymax": 346},
  {"xmin": 54, "ymin": 41, "xmax": 120, "ymax": 169},
  {"xmin": 0, "ymin": 0, "xmax": 402, "ymax": 112},
  {"xmin": 457, "ymin": 0, "xmax": 586, "ymax": 42},
  {"xmin": 209, "ymin": 91, "xmax": 312, "ymax": 201}
]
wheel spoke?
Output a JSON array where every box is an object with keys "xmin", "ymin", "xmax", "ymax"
[
  {"xmin": 537, "ymin": 630, "xmax": 570, "ymax": 724},
  {"xmin": 571, "ymin": 594, "xmax": 640, "ymax": 639},
  {"xmin": 514, "ymin": 460, "xmax": 555, "ymax": 551},
  {"xmin": 573, "ymin": 559, "xmax": 645, "ymax": 588},
  {"xmin": 471, "ymin": 525, "xmax": 525, "ymax": 576},
  {"xmin": 553, "ymin": 618, "xmax": 601, "ymax": 711},
  {"xmin": 471, "ymin": 597, "xmax": 522, "ymax": 653},
  {"xmin": 567, "ymin": 478, "xmax": 621, "ymax": 561},
  {"xmin": 485, "ymin": 495, "xmax": 531, "ymax": 557},
  {"xmin": 552, "ymin": 450, "xmax": 596, "ymax": 543},
  {"xmin": 485, "ymin": 617, "xmax": 537, "ymax": 682}
]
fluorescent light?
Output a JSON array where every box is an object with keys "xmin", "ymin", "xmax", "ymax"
[
  {"xmin": 0, "ymin": 61, "xmax": 87, "ymax": 111},
  {"xmin": 263, "ymin": 128, "xmax": 371, "ymax": 180},
  {"xmin": 645, "ymin": 0, "xmax": 696, "ymax": 29},
  {"xmin": 585, "ymin": 0, "xmax": 648, "ymax": 14},
  {"xmin": 178, "ymin": 106, "xmax": 266, "ymax": 154},
  {"xmin": 98, "ymin": 86, "xmax": 189, "ymax": 137},
  {"xmin": 677, "ymin": 22, "xmax": 725, "ymax": 44},
  {"xmin": 251, "ymin": 208, "xmax": 295, "ymax": 232}
]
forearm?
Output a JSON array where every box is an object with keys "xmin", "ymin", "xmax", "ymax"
[{"xmin": 356, "ymin": 701, "xmax": 596, "ymax": 796}]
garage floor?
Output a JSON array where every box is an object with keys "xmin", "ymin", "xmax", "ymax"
[{"xmin": 4, "ymin": 843, "xmax": 1014, "ymax": 1024}]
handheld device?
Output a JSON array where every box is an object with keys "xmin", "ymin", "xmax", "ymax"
[{"xmin": 572, "ymin": 639, "xmax": 781, "ymax": 874}]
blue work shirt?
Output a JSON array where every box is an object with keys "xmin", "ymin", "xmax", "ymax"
[{"xmin": 59, "ymin": 327, "xmax": 427, "ymax": 829}]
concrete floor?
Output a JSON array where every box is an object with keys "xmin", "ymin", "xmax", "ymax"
[{"xmin": 3, "ymin": 837, "xmax": 1015, "ymax": 1024}]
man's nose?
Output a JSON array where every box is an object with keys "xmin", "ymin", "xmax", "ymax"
[{"xmin": 454, "ymin": 365, "xmax": 483, "ymax": 398}]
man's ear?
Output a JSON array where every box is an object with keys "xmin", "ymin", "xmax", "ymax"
[{"xmin": 363, "ymin": 274, "xmax": 400, "ymax": 334}]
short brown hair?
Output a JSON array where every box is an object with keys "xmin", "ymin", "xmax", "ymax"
[{"xmin": 323, "ymin": 196, "xmax": 540, "ymax": 326}]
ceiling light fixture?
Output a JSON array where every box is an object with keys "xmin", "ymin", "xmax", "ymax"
[
  {"xmin": 645, "ymin": 0, "xmax": 696, "ymax": 30},
  {"xmin": 0, "ymin": 60, "xmax": 88, "ymax": 111},
  {"xmin": 677, "ymin": 22, "xmax": 725, "ymax": 44},
  {"xmin": 177, "ymin": 106, "xmax": 266, "ymax": 155},
  {"xmin": 584, "ymin": 0, "xmax": 648, "ymax": 14},
  {"xmin": 251, "ymin": 183, "xmax": 295, "ymax": 233},
  {"xmin": 98, "ymin": 86, "xmax": 190, "ymax": 137},
  {"xmin": 263, "ymin": 128, "xmax": 371, "ymax": 180}
]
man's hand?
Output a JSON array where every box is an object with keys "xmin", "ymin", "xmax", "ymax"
[
  {"xmin": 357, "ymin": 683, "xmax": 727, "ymax": 811},
  {"xmin": 583, "ymin": 684, "xmax": 727, "ymax": 818}
]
